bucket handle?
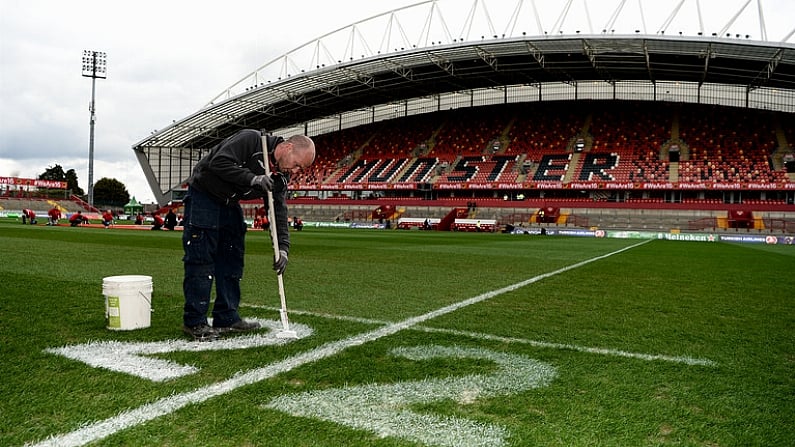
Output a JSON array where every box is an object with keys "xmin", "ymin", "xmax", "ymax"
[{"xmin": 138, "ymin": 290, "xmax": 154, "ymax": 313}]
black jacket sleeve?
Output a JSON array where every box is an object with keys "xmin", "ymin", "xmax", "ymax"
[
  {"xmin": 205, "ymin": 130, "xmax": 262, "ymax": 188},
  {"xmin": 190, "ymin": 129, "xmax": 265, "ymax": 204}
]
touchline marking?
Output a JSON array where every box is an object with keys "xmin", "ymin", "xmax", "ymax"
[
  {"xmin": 246, "ymin": 306, "xmax": 717, "ymax": 367},
  {"xmin": 28, "ymin": 240, "xmax": 649, "ymax": 447}
]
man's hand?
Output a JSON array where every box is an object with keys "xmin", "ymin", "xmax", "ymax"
[
  {"xmin": 273, "ymin": 250, "xmax": 288, "ymax": 275},
  {"xmin": 251, "ymin": 174, "xmax": 273, "ymax": 191}
]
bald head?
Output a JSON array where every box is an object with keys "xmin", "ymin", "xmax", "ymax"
[{"xmin": 275, "ymin": 135, "xmax": 316, "ymax": 174}]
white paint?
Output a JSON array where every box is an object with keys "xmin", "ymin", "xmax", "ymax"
[
  {"xmin": 28, "ymin": 240, "xmax": 649, "ymax": 447},
  {"xmin": 45, "ymin": 319, "xmax": 313, "ymax": 382},
  {"xmin": 420, "ymin": 327, "xmax": 717, "ymax": 367},
  {"xmin": 266, "ymin": 345, "xmax": 557, "ymax": 447}
]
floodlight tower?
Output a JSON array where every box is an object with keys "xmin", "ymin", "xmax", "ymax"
[{"xmin": 81, "ymin": 50, "xmax": 107, "ymax": 209}]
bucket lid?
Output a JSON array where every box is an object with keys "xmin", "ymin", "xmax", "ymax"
[{"xmin": 103, "ymin": 275, "xmax": 152, "ymax": 284}]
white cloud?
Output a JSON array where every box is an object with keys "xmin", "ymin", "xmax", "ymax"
[{"xmin": 0, "ymin": 0, "xmax": 416, "ymax": 203}]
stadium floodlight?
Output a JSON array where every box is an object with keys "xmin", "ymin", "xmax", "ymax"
[{"xmin": 81, "ymin": 50, "xmax": 107, "ymax": 209}]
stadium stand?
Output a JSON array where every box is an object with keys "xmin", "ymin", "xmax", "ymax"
[
  {"xmin": 7, "ymin": 103, "xmax": 792, "ymax": 233},
  {"xmin": 286, "ymin": 101, "xmax": 792, "ymax": 206},
  {"xmin": 253, "ymin": 99, "xmax": 795, "ymax": 235}
]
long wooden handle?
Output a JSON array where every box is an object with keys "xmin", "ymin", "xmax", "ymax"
[
  {"xmin": 261, "ymin": 136, "xmax": 291, "ymax": 332},
  {"xmin": 261, "ymin": 136, "xmax": 282, "ymax": 262}
]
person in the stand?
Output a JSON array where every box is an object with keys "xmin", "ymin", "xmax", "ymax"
[{"xmin": 181, "ymin": 129, "xmax": 315, "ymax": 341}]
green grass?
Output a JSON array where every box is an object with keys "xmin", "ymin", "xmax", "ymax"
[{"xmin": 1, "ymin": 220, "xmax": 793, "ymax": 446}]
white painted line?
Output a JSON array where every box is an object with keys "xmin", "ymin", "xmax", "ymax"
[
  {"xmin": 246, "ymin": 306, "xmax": 717, "ymax": 367},
  {"xmin": 418, "ymin": 327, "xmax": 717, "ymax": 367},
  {"xmin": 45, "ymin": 319, "xmax": 314, "ymax": 381},
  {"xmin": 28, "ymin": 240, "xmax": 650, "ymax": 447}
]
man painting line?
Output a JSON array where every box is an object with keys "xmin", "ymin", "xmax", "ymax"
[{"xmin": 181, "ymin": 129, "xmax": 315, "ymax": 341}]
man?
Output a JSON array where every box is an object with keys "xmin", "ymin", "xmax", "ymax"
[
  {"xmin": 22, "ymin": 208, "xmax": 36, "ymax": 224},
  {"xmin": 151, "ymin": 213, "xmax": 164, "ymax": 230},
  {"xmin": 101, "ymin": 210, "xmax": 114, "ymax": 229},
  {"xmin": 69, "ymin": 211, "xmax": 85, "ymax": 227},
  {"xmin": 181, "ymin": 129, "xmax": 315, "ymax": 341},
  {"xmin": 164, "ymin": 208, "xmax": 178, "ymax": 230},
  {"xmin": 47, "ymin": 207, "xmax": 62, "ymax": 225}
]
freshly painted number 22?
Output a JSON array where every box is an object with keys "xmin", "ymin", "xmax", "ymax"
[{"xmin": 266, "ymin": 345, "xmax": 557, "ymax": 447}]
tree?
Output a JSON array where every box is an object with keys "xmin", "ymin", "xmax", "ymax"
[
  {"xmin": 65, "ymin": 169, "xmax": 84, "ymax": 196},
  {"xmin": 93, "ymin": 177, "xmax": 130, "ymax": 208},
  {"xmin": 39, "ymin": 164, "xmax": 66, "ymax": 181},
  {"xmin": 39, "ymin": 164, "xmax": 83, "ymax": 197}
]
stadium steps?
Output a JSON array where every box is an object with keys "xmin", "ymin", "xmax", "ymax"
[
  {"xmin": 563, "ymin": 152, "xmax": 581, "ymax": 183},
  {"xmin": 669, "ymin": 162, "xmax": 679, "ymax": 182},
  {"xmin": 438, "ymin": 207, "xmax": 469, "ymax": 231}
]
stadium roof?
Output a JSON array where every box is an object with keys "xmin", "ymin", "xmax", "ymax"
[{"xmin": 133, "ymin": 0, "xmax": 795, "ymax": 204}]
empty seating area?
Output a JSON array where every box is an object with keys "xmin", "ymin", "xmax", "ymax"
[
  {"xmin": 585, "ymin": 103, "xmax": 670, "ymax": 182},
  {"xmin": 678, "ymin": 147, "xmax": 778, "ymax": 184},
  {"xmin": 507, "ymin": 103, "xmax": 581, "ymax": 158},
  {"xmin": 293, "ymin": 124, "xmax": 376, "ymax": 188},
  {"xmin": 430, "ymin": 106, "xmax": 512, "ymax": 157},
  {"xmin": 0, "ymin": 197, "xmax": 85, "ymax": 214},
  {"xmin": 678, "ymin": 105, "xmax": 781, "ymax": 184},
  {"xmin": 283, "ymin": 101, "xmax": 792, "ymax": 209}
]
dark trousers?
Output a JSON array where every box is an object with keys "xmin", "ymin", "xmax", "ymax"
[{"xmin": 182, "ymin": 186, "xmax": 247, "ymax": 327}]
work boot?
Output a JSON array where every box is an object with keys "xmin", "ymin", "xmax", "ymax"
[
  {"xmin": 215, "ymin": 319, "xmax": 261, "ymax": 334},
  {"xmin": 183, "ymin": 323, "xmax": 219, "ymax": 342}
]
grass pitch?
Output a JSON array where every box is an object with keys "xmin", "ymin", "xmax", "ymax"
[{"xmin": 1, "ymin": 221, "xmax": 793, "ymax": 446}]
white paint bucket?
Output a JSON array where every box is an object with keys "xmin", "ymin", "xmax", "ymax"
[{"xmin": 103, "ymin": 275, "xmax": 153, "ymax": 330}]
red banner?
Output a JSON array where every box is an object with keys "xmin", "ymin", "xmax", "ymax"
[{"xmin": 0, "ymin": 177, "xmax": 67, "ymax": 189}]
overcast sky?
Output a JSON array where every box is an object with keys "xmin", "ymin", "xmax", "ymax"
[{"xmin": 1, "ymin": 0, "xmax": 792, "ymax": 204}]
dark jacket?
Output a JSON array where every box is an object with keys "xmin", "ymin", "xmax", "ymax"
[{"xmin": 189, "ymin": 129, "xmax": 291, "ymax": 253}]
